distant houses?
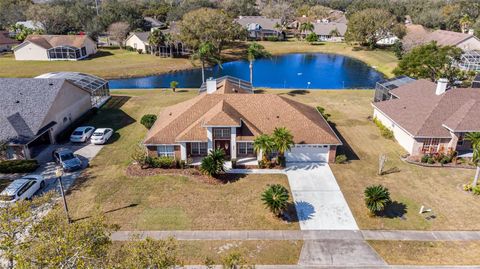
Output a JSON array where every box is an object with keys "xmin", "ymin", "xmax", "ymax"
[
  {"xmin": 13, "ymin": 35, "xmax": 97, "ymax": 61},
  {"xmin": 0, "ymin": 31, "xmax": 19, "ymax": 52},
  {"xmin": 312, "ymin": 21, "xmax": 347, "ymax": 42},
  {"xmin": 235, "ymin": 16, "xmax": 285, "ymax": 40},
  {"xmin": 125, "ymin": 32, "xmax": 151, "ymax": 53}
]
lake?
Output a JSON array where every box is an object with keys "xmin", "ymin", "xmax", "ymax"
[{"xmin": 109, "ymin": 53, "xmax": 384, "ymax": 90}]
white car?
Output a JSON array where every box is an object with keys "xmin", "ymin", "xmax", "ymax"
[
  {"xmin": 90, "ymin": 128, "xmax": 114, "ymax": 145},
  {"xmin": 0, "ymin": 175, "xmax": 45, "ymax": 205},
  {"xmin": 70, "ymin": 126, "xmax": 95, "ymax": 143}
]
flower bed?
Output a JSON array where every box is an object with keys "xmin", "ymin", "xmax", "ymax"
[{"xmin": 404, "ymin": 155, "xmax": 475, "ymax": 169}]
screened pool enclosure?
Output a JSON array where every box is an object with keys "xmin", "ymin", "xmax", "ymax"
[
  {"xmin": 47, "ymin": 46, "xmax": 88, "ymax": 60},
  {"xmin": 36, "ymin": 72, "xmax": 110, "ymax": 107}
]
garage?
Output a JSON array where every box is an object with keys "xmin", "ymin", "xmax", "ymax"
[{"xmin": 286, "ymin": 144, "xmax": 329, "ymax": 163}]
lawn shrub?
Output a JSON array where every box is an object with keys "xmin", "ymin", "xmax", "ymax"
[
  {"xmin": 364, "ymin": 184, "xmax": 391, "ymax": 216},
  {"xmin": 421, "ymin": 155, "xmax": 429, "ymax": 163},
  {"xmin": 305, "ymin": 32, "xmax": 319, "ymax": 42},
  {"xmin": 473, "ymin": 186, "xmax": 480, "ymax": 195},
  {"xmin": 335, "ymin": 154, "xmax": 348, "ymax": 164},
  {"xmin": 463, "ymin": 183, "xmax": 473, "ymax": 192},
  {"xmin": 427, "ymin": 158, "xmax": 435, "ymax": 164},
  {"xmin": 146, "ymin": 156, "xmax": 175, "ymax": 169},
  {"xmin": 0, "ymin": 160, "xmax": 39, "ymax": 174},
  {"xmin": 316, "ymin": 106, "xmax": 331, "ymax": 121},
  {"xmin": 125, "ymin": 46, "xmax": 135, "ymax": 51},
  {"xmin": 373, "ymin": 117, "xmax": 394, "ymax": 139},
  {"xmin": 140, "ymin": 114, "xmax": 157, "ymax": 129},
  {"xmin": 266, "ymin": 36, "xmax": 280, "ymax": 42}
]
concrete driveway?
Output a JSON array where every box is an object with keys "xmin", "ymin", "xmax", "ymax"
[{"xmin": 285, "ymin": 162, "xmax": 358, "ymax": 230}]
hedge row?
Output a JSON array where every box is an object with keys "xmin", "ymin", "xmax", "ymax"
[{"xmin": 0, "ymin": 160, "xmax": 40, "ymax": 174}]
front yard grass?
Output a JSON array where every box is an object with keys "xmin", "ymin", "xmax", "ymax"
[
  {"xmin": 112, "ymin": 240, "xmax": 302, "ymax": 265},
  {"xmin": 67, "ymin": 90, "xmax": 298, "ymax": 230},
  {"xmin": 368, "ymin": 240, "xmax": 480, "ymax": 265},
  {"xmin": 273, "ymin": 89, "xmax": 479, "ymax": 230}
]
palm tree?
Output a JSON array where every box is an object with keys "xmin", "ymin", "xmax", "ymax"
[
  {"xmin": 261, "ymin": 184, "xmax": 289, "ymax": 216},
  {"xmin": 299, "ymin": 22, "xmax": 315, "ymax": 39},
  {"xmin": 200, "ymin": 148, "xmax": 226, "ymax": 177},
  {"xmin": 147, "ymin": 29, "xmax": 165, "ymax": 55},
  {"xmin": 364, "ymin": 185, "xmax": 391, "ymax": 216},
  {"xmin": 191, "ymin": 41, "xmax": 222, "ymax": 83},
  {"xmin": 466, "ymin": 132, "xmax": 480, "ymax": 186},
  {"xmin": 460, "ymin": 14, "xmax": 473, "ymax": 33},
  {"xmin": 164, "ymin": 33, "xmax": 175, "ymax": 58},
  {"xmin": 253, "ymin": 134, "xmax": 275, "ymax": 160},
  {"xmin": 247, "ymin": 42, "xmax": 271, "ymax": 84},
  {"xmin": 272, "ymin": 127, "xmax": 294, "ymax": 165},
  {"xmin": 170, "ymin": 81, "xmax": 178, "ymax": 92}
]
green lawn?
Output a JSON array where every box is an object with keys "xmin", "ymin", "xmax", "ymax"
[
  {"xmin": 67, "ymin": 90, "xmax": 298, "ymax": 231},
  {"xmin": 368, "ymin": 240, "xmax": 480, "ymax": 265},
  {"xmin": 0, "ymin": 41, "xmax": 397, "ymax": 79},
  {"xmin": 278, "ymin": 89, "xmax": 479, "ymax": 230}
]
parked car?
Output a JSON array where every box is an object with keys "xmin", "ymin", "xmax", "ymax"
[
  {"xmin": 0, "ymin": 175, "xmax": 45, "ymax": 205},
  {"xmin": 90, "ymin": 128, "xmax": 114, "ymax": 145},
  {"xmin": 70, "ymin": 126, "xmax": 95, "ymax": 143},
  {"xmin": 52, "ymin": 148, "xmax": 83, "ymax": 172}
]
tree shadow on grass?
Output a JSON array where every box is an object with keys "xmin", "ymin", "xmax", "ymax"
[
  {"xmin": 72, "ymin": 203, "xmax": 139, "ymax": 222},
  {"xmin": 88, "ymin": 50, "xmax": 114, "ymax": 59},
  {"xmin": 376, "ymin": 201, "xmax": 407, "ymax": 219},
  {"xmin": 286, "ymin": 90, "xmax": 310, "ymax": 96},
  {"xmin": 215, "ymin": 173, "xmax": 248, "ymax": 184}
]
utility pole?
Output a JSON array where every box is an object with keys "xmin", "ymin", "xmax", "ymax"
[{"xmin": 56, "ymin": 168, "xmax": 71, "ymax": 223}]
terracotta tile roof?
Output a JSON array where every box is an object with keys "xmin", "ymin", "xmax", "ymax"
[
  {"xmin": 145, "ymin": 94, "xmax": 341, "ymax": 145},
  {"xmin": 373, "ymin": 79, "xmax": 480, "ymax": 137},
  {"xmin": 25, "ymin": 34, "xmax": 91, "ymax": 49},
  {"xmin": 0, "ymin": 31, "xmax": 19, "ymax": 45},
  {"xmin": 425, "ymin": 30, "xmax": 475, "ymax": 46}
]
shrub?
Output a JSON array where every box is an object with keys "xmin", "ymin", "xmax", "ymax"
[
  {"xmin": 335, "ymin": 154, "xmax": 348, "ymax": 164},
  {"xmin": 140, "ymin": 114, "xmax": 157, "ymax": 129},
  {"xmin": 265, "ymin": 36, "xmax": 279, "ymax": 42},
  {"xmin": 427, "ymin": 158, "xmax": 435, "ymax": 164},
  {"xmin": 261, "ymin": 184, "xmax": 290, "ymax": 216},
  {"xmin": 0, "ymin": 160, "xmax": 39, "ymax": 174},
  {"xmin": 131, "ymin": 143, "xmax": 147, "ymax": 168},
  {"xmin": 373, "ymin": 117, "xmax": 394, "ymax": 139},
  {"xmin": 305, "ymin": 32, "xmax": 319, "ymax": 42},
  {"xmin": 421, "ymin": 155, "xmax": 430, "ymax": 163},
  {"xmin": 136, "ymin": 49, "xmax": 143, "ymax": 54},
  {"xmin": 277, "ymin": 156, "xmax": 286, "ymax": 167},
  {"xmin": 146, "ymin": 156, "xmax": 175, "ymax": 168},
  {"xmin": 316, "ymin": 106, "xmax": 331, "ymax": 121},
  {"xmin": 222, "ymin": 252, "xmax": 247, "ymax": 269},
  {"xmin": 200, "ymin": 149, "xmax": 225, "ymax": 177},
  {"xmin": 125, "ymin": 46, "xmax": 135, "ymax": 51},
  {"xmin": 463, "ymin": 183, "xmax": 473, "ymax": 192},
  {"xmin": 364, "ymin": 185, "xmax": 391, "ymax": 215},
  {"xmin": 439, "ymin": 156, "xmax": 451, "ymax": 165},
  {"xmin": 170, "ymin": 81, "xmax": 179, "ymax": 92},
  {"xmin": 473, "ymin": 186, "xmax": 480, "ymax": 195}
]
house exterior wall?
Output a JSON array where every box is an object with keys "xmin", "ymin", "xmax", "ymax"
[
  {"xmin": 41, "ymin": 82, "xmax": 92, "ymax": 142},
  {"xmin": 373, "ymin": 108, "xmax": 416, "ymax": 155},
  {"xmin": 84, "ymin": 37, "xmax": 97, "ymax": 56},
  {"xmin": 125, "ymin": 35, "xmax": 148, "ymax": 53},
  {"xmin": 457, "ymin": 37, "xmax": 480, "ymax": 51},
  {"xmin": 328, "ymin": 145, "xmax": 337, "ymax": 163},
  {"xmin": 14, "ymin": 42, "xmax": 48, "ymax": 60}
]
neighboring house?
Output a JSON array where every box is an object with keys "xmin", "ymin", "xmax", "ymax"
[
  {"xmin": 402, "ymin": 24, "xmax": 430, "ymax": 51},
  {"xmin": 235, "ymin": 16, "xmax": 284, "ymax": 40},
  {"xmin": 0, "ymin": 78, "xmax": 92, "ymax": 159},
  {"xmin": 144, "ymin": 17, "xmax": 166, "ymax": 30},
  {"xmin": 376, "ymin": 35, "xmax": 399, "ymax": 46},
  {"xmin": 15, "ymin": 20, "xmax": 45, "ymax": 31},
  {"xmin": 312, "ymin": 21, "xmax": 347, "ymax": 42},
  {"xmin": 35, "ymin": 72, "xmax": 110, "ymax": 108},
  {"xmin": 125, "ymin": 32, "xmax": 150, "ymax": 53},
  {"xmin": 0, "ymin": 31, "xmax": 19, "ymax": 52},
  {"xmin": 13, "ymin": 34, "xmax": 97, "ymax": 61},
  {"xmin": 372, "ymin": 78, "xmax": 480, "ymax": 156},
  {"xmin": 144, "ymin": 76, "xmax": 341, "ymax": 164},
  {"xmin": 424, "ymin": 30, "xmax": 480, "ymax": 51}
]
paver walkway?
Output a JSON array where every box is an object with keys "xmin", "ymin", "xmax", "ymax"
[{"xmin": 285, "ymin": 163, "xmax": 358, "ymax": 230}]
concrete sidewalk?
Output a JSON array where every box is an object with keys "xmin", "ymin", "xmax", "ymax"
[{"xmin": 111, "ymin": 229, "xmax": 480, "ymax": 241}]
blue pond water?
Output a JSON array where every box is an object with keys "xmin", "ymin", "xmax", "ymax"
[{"xmin": 109, "ymin": 53, "xmax": 384, "ymax": 90}]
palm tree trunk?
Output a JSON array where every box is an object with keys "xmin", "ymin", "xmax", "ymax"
[
  {"xmin": 201, "ymin": 61, "xmax": 205, "ymax": 83},
  {"xmin": 473, "ymin": 166, "xmax": 480, "ymax": 186},
  {"xmin": 249, "ymin": 60, "xmax": 253, "ymax": 84}
]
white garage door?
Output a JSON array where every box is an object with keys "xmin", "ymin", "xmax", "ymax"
[{"xmin": 286, "ymin": 145, "xmax": 329, "ymax": 163}]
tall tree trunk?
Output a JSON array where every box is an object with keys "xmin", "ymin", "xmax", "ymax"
[
  {"xmin": 201, "ymin": 61, "xmax": 205, "ymax": 83},
  {"xmin": 473, "ymin": 166, "xmax": 480, "ymax": 186},
  {"xmin": 249, "ymin": 60, "xmax": 253, "ymax": 84}
]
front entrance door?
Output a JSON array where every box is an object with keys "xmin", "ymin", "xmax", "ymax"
[{"xmin": 214, "ymin": 140, "xmax": 231, "ymax": 158}]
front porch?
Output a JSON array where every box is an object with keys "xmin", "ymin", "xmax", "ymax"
[{"xmin": 189, "ymin": 156, "xmax": 258, "ymax": 168}]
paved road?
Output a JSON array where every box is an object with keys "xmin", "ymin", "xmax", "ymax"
[{"xmin": 285, "ymin": 163, "xmax": 359, "ymax": 230}]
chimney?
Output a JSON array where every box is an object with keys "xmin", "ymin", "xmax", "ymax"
[
  {"xmin": 206, "ymin": 77, "xmax": 217, "ymax": 94},
  {"xmin": 436, "ymin": 78, "xmax": 448, "ymax": 95}
]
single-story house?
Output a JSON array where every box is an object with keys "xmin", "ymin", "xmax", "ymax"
[
  {"xmin": 372, "ymin": 78, "xmax": 480, "ymax": 156},
  {"xmin": 402, "ymin": 24, "xmax": 430, "ymax": 51},
  {"xmin": 13, "ymin": 34, "xmax": 97, "ymax": 61},
  {"xmin": 15, "ymin": 20, "xmax": 45, "ymax": 31},
  {"xmin": 312, "ymin": 21, "xmax": 347, "ymax": 42},
  {"xmin": 235, "ymin": 16, "xmax": 285, "ymax": 40},
  {"xmin": 144, "ymin": 76, "xmax": 341, "ymax": 164},
  {"xmin": 424, "ymin": 30, "xmax": 480, "ymax": 51},
  {"xmin": 125, "ymin": 32, "xmax": 150, "ymax": 53},
  {"xmin": 0, "ymin": 31, "xmax": 19, "ymax": 52},
  {"xmin": 144, "ymin": 17, "xmax": 166, "ymax": 30},
  {"xmin": 0, "ymin": 78, "xmax": 92, "ymax": 159}
]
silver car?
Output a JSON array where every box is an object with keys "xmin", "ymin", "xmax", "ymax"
[
  {"xmin": 0, "ymin": 175, "xmax": 45, "ymax": 205},
  {"xmin": 52, "ymin": 148, "xmax": 83, "ymax": 172},
  {"xmin": 70, "ymin": 126, "xmax": 95, "ymax": 143}
]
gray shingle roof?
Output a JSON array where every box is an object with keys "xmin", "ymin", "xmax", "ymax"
[
  {"xmin": 235, "ymin": 16, "xmax": 281, "ymax": 31},
  {"xmin": 0, "ymin": 78, "xmax": 65, "ymax": 143},
  {"xmin": 313, "ymin": 22, "xmax": 347, "ymax": 36}
]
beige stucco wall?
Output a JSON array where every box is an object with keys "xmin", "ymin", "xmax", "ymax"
[
  {"xmin": 125, "ymin": 34, "xmax": 148, "ymax": 53},
  {"xmin": 14, "ymin": 42, "xmax": 48, "ymax": 60},
  {"xmin": 41, "ymin": 81, "xmax": 92, "ymax": 142},
  {"xmin": 373, "ymin": 108, "xmax": 415, "ymax": 154},
  {"xmin": 84, "ymin": 37, "xmax": 97, "ymax": 57},
  {"xmin": 457, "ymin": 37, "xmax": 480, "ymax": 51}
]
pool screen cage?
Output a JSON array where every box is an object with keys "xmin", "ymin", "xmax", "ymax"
[
  {"xmin": 35, "ymin": 72, "xmax": 110, "ymax": 108},
  {"xmin": 373, "ymin": 75, "xmax": 416, "ymax": 102},
  {"xmin": 47, "ymin": 46, "xmax": 87, "ymax": 60},
  {"xmin": 458, "ymin": 50, "xmax": 480, "ymax": 72}
]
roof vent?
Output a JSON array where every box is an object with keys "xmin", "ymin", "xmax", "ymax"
[
  {"xmin": 15, "ymin": 100, "xmax": 19, "ymax": 104},
  {"xmin": 436, "ymin": 78, "xmax": 448, "ymax": 95}
]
